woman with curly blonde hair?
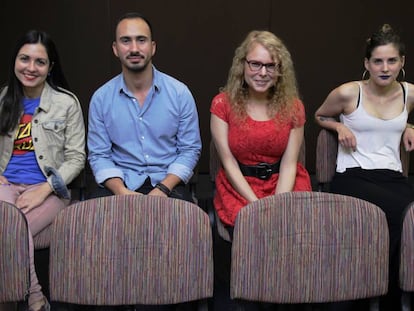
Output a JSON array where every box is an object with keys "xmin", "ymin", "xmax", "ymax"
[
  {"xmin": 223, "ymin": 30, "xmax": 299, "ymax": 122},
  {"xmin": 210, "ymin": 30, "xmax": 311, "ymax": 232}
]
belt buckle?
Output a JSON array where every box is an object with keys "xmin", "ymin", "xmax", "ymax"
[{"xmin": 256, "ymin": 162, "xmax": 272, "ymax": 180}]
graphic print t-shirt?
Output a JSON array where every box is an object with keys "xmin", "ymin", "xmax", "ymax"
[{"xmin": 3, "ymin": 97, "xmax": 46, "ymax": 184}]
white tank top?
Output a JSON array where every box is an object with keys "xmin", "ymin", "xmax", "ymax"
[{"xmin": 336, "ymin": 82, "xmax": 408, "ymax": 173}]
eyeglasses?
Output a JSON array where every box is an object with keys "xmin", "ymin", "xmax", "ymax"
[{"xmin": 245, "ymin": 59, "xmax": 279, "ymax": 73}]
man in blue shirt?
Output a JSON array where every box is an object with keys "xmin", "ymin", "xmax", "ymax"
[{"xmin": 88, "ymin": 12, "xmax": 201, "ymax": 202}]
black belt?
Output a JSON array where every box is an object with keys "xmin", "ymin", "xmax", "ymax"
[{"xmin": 238, "ymin": 161, "xmax": 280, "ymax": 180}]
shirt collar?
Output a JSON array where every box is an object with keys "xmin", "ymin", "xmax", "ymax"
[{"xmin": 118, "ymin": 66, "xmax": 161, "ymax": 97}]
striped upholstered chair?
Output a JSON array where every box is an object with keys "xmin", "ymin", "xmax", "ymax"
[
  {"xmin": 315, "ymin": 128, "xmax": 338, "ymax": 192},
  {"xmin": 209, "ymin": 140, "xmax": 307, "ymax": 243},
  {"xmin": 230, "ymin": 191, "xmax": 389, "ymax": 310},
  {"xmin": 49, "ymin": 194, "xmax": 213, "ymax": 309},
  {"xmin": 315, "ymin": 128, "xmax": 410, "ymax": 191},
  {"xmin": 400, "ymin": 202, "xmax": 414, "ymax": 311},
  {"xmin": 0, "ymin": 201, "xmax": 30, "ymax": 305}
]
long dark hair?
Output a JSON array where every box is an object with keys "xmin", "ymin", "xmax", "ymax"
[{"xmin": 0, "ymin": 30, "xmax": 70, "ymax": 135}]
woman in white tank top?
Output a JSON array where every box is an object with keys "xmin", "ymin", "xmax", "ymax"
[{"xmin": 315, "ymin": 24, "xmax": 414, "ymax": 310}]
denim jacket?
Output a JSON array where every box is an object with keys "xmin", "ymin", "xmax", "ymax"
[{"xmin": 0, "ymin": 83, "xmax": 86, "ymax": 197}]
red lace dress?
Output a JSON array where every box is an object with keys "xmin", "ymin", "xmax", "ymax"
[{"xmin": 210, "ymin": 92, "xmax": 312, "ymax": 226}]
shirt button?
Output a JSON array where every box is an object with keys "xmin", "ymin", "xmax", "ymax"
[
  {"xmin": 39, "ymin": 155, "xmax": 43, "ymax": 159},
  {"xmin": 34, "ymin": 120, "xmax": 38, "ymax": 124},
  {"xmin": 141, "ymin": 136, "xmax": 144, "ymax": 140},
  {"xmin": 34, "ymin": 137, "xmax": 38, "ymax": 142}
]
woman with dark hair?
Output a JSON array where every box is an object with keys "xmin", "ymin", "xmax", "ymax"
[
  {"xmin": 0, "ymin": 30, "xmax": 85, "ymax": 311},
  {"xmin": 315, "ymin": 24, "xmax": 414, "ymax": 309}
]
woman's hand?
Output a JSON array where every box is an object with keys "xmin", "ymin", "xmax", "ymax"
[
  {"xmin": 403, "ymin": 126, "xmax": 414, "ymax": 151},
  {"xmin": 16, "ymin": 182, "xmax": 52, "ymax": 212},
  {"xmin": 336, "ymin": 123, "xmax": 357, "ymax": 151},
  {"xmin": 0, "ymin": 175, "xmax": 10, "ymax": 185}
]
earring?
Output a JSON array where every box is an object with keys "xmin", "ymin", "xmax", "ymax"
[{"xmin": 361, "ymin": 70, "xmax": 369, "ymax": 80}]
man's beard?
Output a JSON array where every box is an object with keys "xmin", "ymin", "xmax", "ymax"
[{"xmin": 125, "ymin": 56, "xmax": 151, "ymax": 73}]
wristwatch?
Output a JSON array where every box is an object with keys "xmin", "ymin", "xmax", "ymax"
[{"xmin": 155, "ymin": 182, "xmax": 171, "ymax": 196}]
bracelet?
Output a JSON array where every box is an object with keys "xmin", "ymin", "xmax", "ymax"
[
  {"xmin": 407, "ymin": 124, "xmax": 414, "ymax": 129},
  {"xmin": 155, "ymin": 182, "xmax": 171, "ymax": 196}
]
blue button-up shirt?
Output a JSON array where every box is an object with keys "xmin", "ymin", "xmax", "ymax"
[{"xmin": 87, "ymin": 67, "xmax": 201, "ymax": 191}]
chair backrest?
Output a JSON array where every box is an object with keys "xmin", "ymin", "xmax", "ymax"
[
  {"xmin": 316, "ymin": 128, "xmax": 410, "ymax": 191},
  {"xmin": 230, "ymin": 191, "xmax": 389, "ymax": 305},
  {"xmin": 0, "ymin": 201, "xmax": 30, "ymax": 303},
  {"xmin": 49, "ymin": 195, "xmax": 213, "ymax": 306},
  {"xmin": 400, "ymin": 201, "xmax": 414, "ymax": 292},
  {"xmin": 315, "ymin": 128, "xmax": 338, "ymax": 190}
]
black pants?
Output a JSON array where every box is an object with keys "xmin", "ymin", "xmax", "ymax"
[
  {"xmin": 330, "ymin": 168, "xmax": 414, "ymax": 310},
  {"xmin": 89, "ymin": 177, "xmax": 194, "ymax": 203}
]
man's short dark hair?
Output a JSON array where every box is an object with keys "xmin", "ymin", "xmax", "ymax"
[{"xmin": 114, "ymin": 12, "xmax": 153, "ymax": 40}]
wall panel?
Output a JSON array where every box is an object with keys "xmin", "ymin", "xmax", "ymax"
[{"xmin": 1, "ymin": 0, "xmax": 413, "ymax": 175}]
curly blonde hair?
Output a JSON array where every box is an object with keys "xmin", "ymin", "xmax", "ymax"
[{"xmin": 222, "ymin": 30, "xmax": 299, "ymax": 121}]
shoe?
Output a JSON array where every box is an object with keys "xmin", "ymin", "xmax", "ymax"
[{"xmin": 28, "ymin": 297, "xmax": 50, "ymax": 311}]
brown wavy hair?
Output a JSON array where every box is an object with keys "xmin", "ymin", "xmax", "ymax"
[{"xmin": 222, "ymin": 30, "xmax": 300, "ymax": 122}]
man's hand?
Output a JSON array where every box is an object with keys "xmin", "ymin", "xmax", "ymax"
[
  {"xmin": 118, "ymin": 188, "xmax": 142, "ymax": 196},
  {"xmin": 104, "ymin": 177, "xmax": 141, "ymax": 195},
  {"xmin": 148, "ymin": 187, "xmax": 169, "ymax": 198}
]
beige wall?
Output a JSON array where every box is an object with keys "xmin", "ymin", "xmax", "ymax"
[{"xmin": 1, "ymin": 0, "xmax": 414, "ymax": 174}]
